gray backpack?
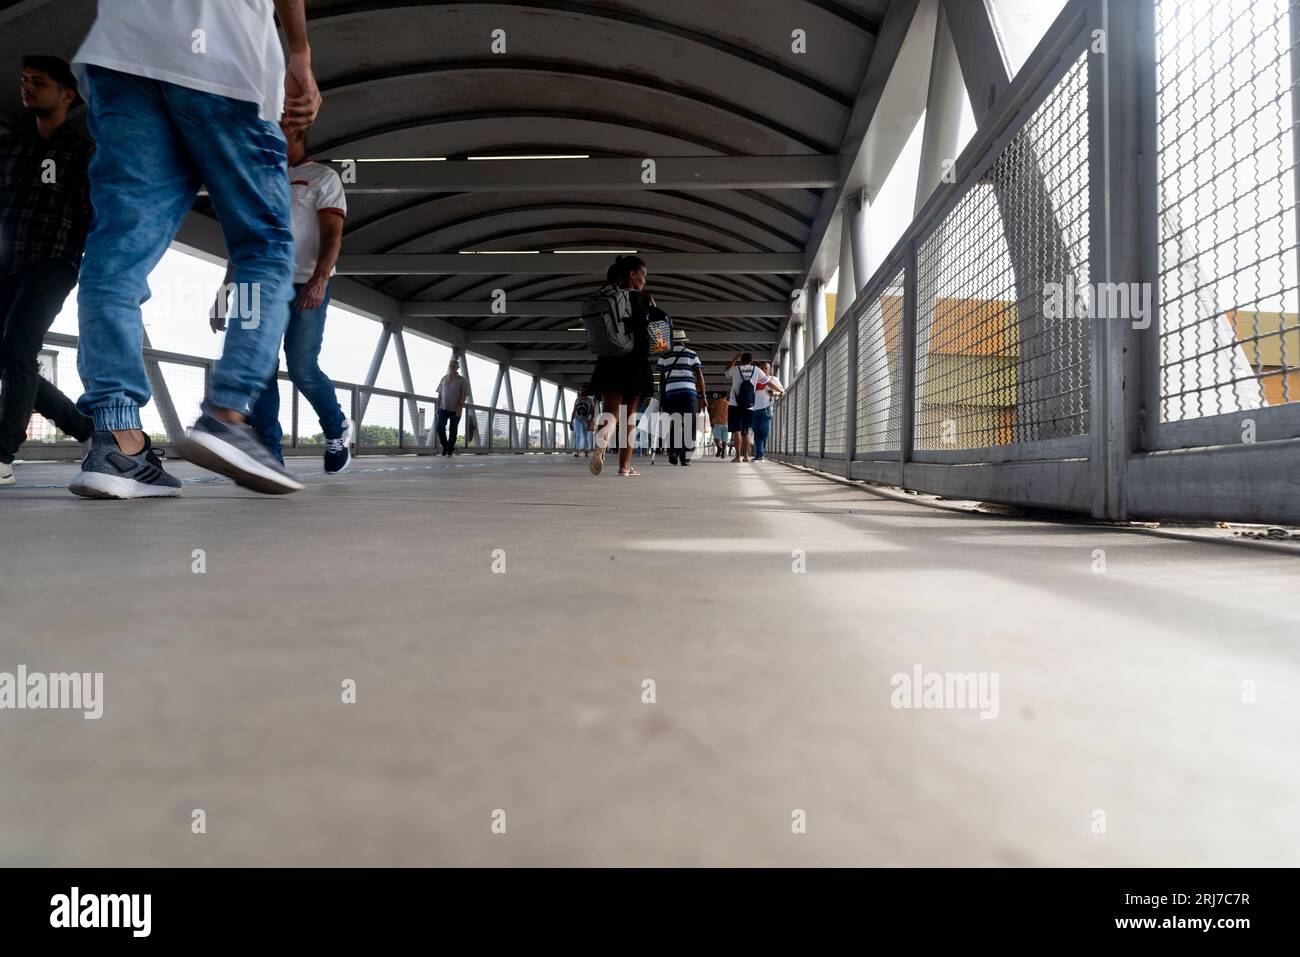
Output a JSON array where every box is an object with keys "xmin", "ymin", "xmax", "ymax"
[{"xmin": 581, "ymin": 285, "xmax": 634, "ymax": 357}]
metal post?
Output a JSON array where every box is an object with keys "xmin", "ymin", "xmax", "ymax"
[
  {"xmin": 291, "ymin": 384, "xmax": 299, "ymax": 448},
  {"xmin": 140, "ymin": 328, "xmax": 186, "ymax": 444},
  {"xmin": 358, "ymin": 324, "xmax": 392, "ymax": 423},
  {"xmin": 487, "ymin": 364, "xmax": 506, "ymax": 451},
  {"xmin": 1087, "ymin": 0, "xmax": 1147, "ymax": 519},
  {"xmin": 391, "ymin": 328, "xmax": 423, "ymax": 444}
]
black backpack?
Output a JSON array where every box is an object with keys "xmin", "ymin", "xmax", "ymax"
[
  {"xmin": 735, "ymin": 367, "xmax": 757, "ymax": 410},
  {"xmin": 573, "ymin": 398, "xmax": 592, "ymax": 419}
]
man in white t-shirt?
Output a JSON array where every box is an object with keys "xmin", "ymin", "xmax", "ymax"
[
  {"xmin": 725, "ymin": 351, "xmax": 770, "ymax": 463},
  {"xmin": 751, "ymin": 360, "xmax": 785, "ymax": 461},
  {"xmin": 68, "ymin": 0, "xmax": 321, "ymax": 501},
  {"xmin": 215, "ymin": 125, "xmax": 351, "ymax": 473}
]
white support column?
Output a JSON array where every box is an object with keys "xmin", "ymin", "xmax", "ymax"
[
  {"xmin": 915, "ymin": 1, "xmax": 966, "ymax": 214},
  {"xmin": 849, "ymin": 189, "xmax": 871, "ymax": 296},
  {"xmin": 835, "ymin": 206, "xmax": 857, "ymax": 326},
  {"xmin": 810, "ymin": 279, "xmax": 829, "ymax": 351},
  {"xmin": 390, "ymin": 328, "xmax": 423, "ymax": 444},
  {"xmin": 357, "ymin": 324, "xmax": 392, "ymax": 424},
  {"xmin": 790, "ymin": 318, "xmax": 805, "ymax": 375}
]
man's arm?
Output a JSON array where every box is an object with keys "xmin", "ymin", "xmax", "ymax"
[
  {"xmin": 694, "ymin": 364, "xmax": 707, "ymax": 411},
  {"xmin": 297, "ymin": 210, "xmax": 343, "ymax": 310},
  {"xmin": 273, "ymin": 0, "xmax": 321, "ymax": 131}
]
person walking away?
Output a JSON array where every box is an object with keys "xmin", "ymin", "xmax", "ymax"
[
  {"xmin": 571, "ymin": 385, "xmax": 594, "ymax": 456},
  {"xmin": 656, "ymin": 328, "xmax": 705, "ymax": 466},
  {"xmin": 435, "ymin": 358, "xmax": 468, "ymax": 456},
  {"xmin": 724, "ymin": 351, "xmax": 769, "ymax": 463},
  {"xmin": 68, "ymin": 0, "xmax": 320, "ymax": 499},
  {"xmin": 587, "ymin": 255, "xmax": 653, "ymax": 477},
  {"xmin": 214, "ymin": 123, "xmax": 351, "ymax": 472},
  {"xmin": 751, "ymin": 360, "xmax": 784, "ymax": 461},
  {"xmin": 709, "ymin": 391, "xmax": 730, "ymax": 458},
  {"xmin": 0, "ymin": 56, "xmax": 96, "ymax": 486}
]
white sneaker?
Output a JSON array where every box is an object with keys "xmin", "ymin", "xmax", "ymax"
[{"xmin": 0, "ymin": 461, "xmax": 13, "ymax": 486}]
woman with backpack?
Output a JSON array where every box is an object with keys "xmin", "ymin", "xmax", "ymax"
[
  {"xmin": 587, "ymin": 255, "xmax": 654, "ymax": 477},
  {"xmin": 571, "ymin": 385, "xmax": 595, "ymax": 457}
]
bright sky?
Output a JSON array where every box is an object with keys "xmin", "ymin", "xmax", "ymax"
[{"xmin": 47, "ymin": 247, "xmax": 577, "ymax": 432}]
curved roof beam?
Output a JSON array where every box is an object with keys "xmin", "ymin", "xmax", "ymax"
[
  {"xmin": 307, "ymin": 0, "xmax": 860, "ymax": 108},
  {"xmin": 375, "ymin": 202, "xmax": 777, "ymax": 256},
  {"xmin": 346, "ymin": 191, "xmax": 807, "ymax": 250},
  {"xmin": 319, "ymin": 61, "xmax": 838, "ymax": 154}
]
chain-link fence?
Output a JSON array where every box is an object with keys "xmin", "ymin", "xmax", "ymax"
[{"xmin": 1154, "ymin": 0, "xmax": 1300, "ymax": 422}]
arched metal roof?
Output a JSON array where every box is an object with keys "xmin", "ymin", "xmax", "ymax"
[{"xmin": 0, "ymin": 0, "xmax": 908, "ymax": 387}]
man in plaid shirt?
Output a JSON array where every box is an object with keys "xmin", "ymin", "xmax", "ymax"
[{"xmin": 0, "ymin": 56, "xmax": 96, "ymax": 486}]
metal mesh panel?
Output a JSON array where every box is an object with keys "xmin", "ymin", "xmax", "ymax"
[
  {"xmin": 796, "ymin": 377, "xmax": 808, "ymax": 454},
  {"xmin": 358, "ymin": 392, "xmax": 401, "ymax": 447},
  {"xmin": 1155, "ymin": 0, "xmax": 1300, "ymax": 419},
  {"xmin": 468, "ymin": 406, "xmax": 490, "ymax": 448},
  {"xmin": 26, "ymin": 344, "xmax": 83, "ymax": 444},
  {"xmin": 490, "ymin": 412, "xmax": 512, "ymax": 448},
  {"xmin": 856, "ymin": 271, "xmax": 905, "ymax": 455},
  {"xmin": 915, "ymin": 50, "xmax": 1091, "ymax": 451},
  {"xmin": 806, "ymin": 357, "xmax": 823, "ymax": 456},
  {"xmin": 823, "ymin": 331, "xmax": 851, "ymax": 454}
]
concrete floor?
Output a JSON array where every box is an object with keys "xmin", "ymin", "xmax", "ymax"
[{"xmin": 1, "ymin": 451, "xmax": 1297, "ymax": 866}]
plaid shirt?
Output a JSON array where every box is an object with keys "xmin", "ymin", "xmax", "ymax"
[{"xmin": 0, "ymin": 122, "xmax": 94, "ymax": 274}]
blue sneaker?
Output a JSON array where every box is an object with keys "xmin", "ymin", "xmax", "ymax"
[
  {"xmin": 324, "ymin": 418, "xmax": 353, "ymax": 474},
  {"xmin": 70, "ymin": 432, "xmax": 182, "ymax": 499},
  {"xmin": 177, "ymin": 405, "xmax": 304, "ymax": 495}
]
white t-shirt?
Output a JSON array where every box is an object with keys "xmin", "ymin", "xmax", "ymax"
[
  {"xmin": 728, "ymin": 364, "xmax": 769, "ymax": 405},
  {"xmin": 290, "ymin": 161, "xmax": 347, "ymax": 282},
  {"xmin": 754, "ymin": 374, "xmax": 783, "ymax": 411},
  {"xmin": 73, "ymin": 0, "xmax": 286, "ymax": 123}
]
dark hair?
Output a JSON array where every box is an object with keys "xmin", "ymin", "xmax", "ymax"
[
  {"xmin": 606, "ymin": 255, "xmax": 647, "ymax": 286},
  {"xmin": 22, "ymin": 55, "xmax": 80, "ymax": 105},
  {"xmin": 741, "ymin": 351, "xmax": 753, "ymax": 364}
]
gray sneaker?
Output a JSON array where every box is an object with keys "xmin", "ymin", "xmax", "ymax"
[
  {"xmin": 178, "ymin": 405, "xmax": 304, "ymax": 495},
  {"xmin": 70, "ymin": 432, "xmax": 182, "ymax": 499}
]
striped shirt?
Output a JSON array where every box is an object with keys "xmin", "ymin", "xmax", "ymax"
[{"xmin": 657, "ymin": 346, "xmax": 702, "ymax": 396}]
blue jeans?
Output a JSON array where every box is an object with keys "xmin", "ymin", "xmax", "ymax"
[
  {"xmin": 435, "ymin": 408, "xmax": 461, "ymax": 455},
  {"xmin": 572, "ymin": 419, "xmax": 591, "ymax": 450},
  {"xmin": 75, "ymin": 66, "xmax": 292, "ymax": 431},
  {"xmin": 752, "ymin": 407, "xmax": 772, "ymax": 457},
  {"xmin": 246, "ymin": 283, "xmax": 345, "ymax": 461}
]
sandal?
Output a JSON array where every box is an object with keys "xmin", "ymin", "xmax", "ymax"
[{"xmin": 618, "ymin": 468, "xmax": 641, "ymax": 476}]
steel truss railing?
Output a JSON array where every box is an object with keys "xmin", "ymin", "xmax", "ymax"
[
  {"xmin": 21, "ymin": 331, "xmax": 576, "ymax": 458},
  {"xmin": 771, "ymin": 0, "xmax": 1300, "ymax": 524}
]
